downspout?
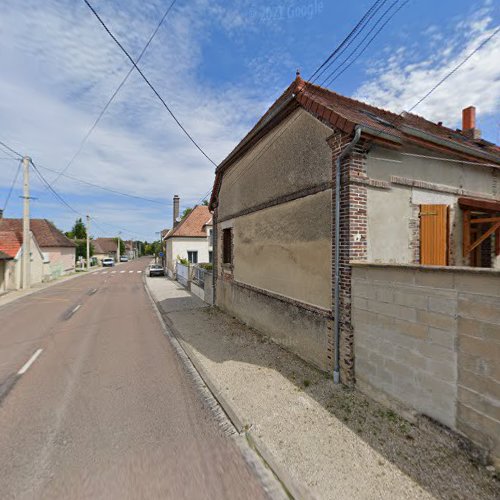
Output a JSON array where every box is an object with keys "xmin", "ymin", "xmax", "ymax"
[{"xmin": 334, "ymin": 125, "xmax": 362, "ymax": 384}]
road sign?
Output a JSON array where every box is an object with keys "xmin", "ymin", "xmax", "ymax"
[{"xmin": 159, "ymin": 252, "xmax": 164, "ymax": 257}]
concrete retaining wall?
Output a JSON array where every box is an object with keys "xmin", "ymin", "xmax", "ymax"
[{"xmin": 352, "ymin": 263, "xmax": 500, "ymax": 466}]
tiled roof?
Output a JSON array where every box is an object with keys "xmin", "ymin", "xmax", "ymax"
[
  {"xmin": 210, "ymin": 75, "xmax": 499, "ymax": 208},
  {"xmin": 0, "ymin": 231, "xmax": 22, "ymax": 258},
  {"xmin": 165, "ymin": 205, "xmax": 210, "ymax": 238},
  {"xmin": 0, "ymin": 219, "xmax": 76, "ymax": 248},
  {"xmin": 93, "ymin": 237, "xmax": 118, "ymax": 253}
]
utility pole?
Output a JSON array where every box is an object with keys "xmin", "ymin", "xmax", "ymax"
[
  {"xmin": 117, "ymin": 231, "xmax": 121, "ymax": 263},
  {"xmin": 21, "ymin": 156, "xmax": 31, "ymax": 289},
  {"xmin": 86, "ymin": 214, "xmax": 90, "ymax": 271}
]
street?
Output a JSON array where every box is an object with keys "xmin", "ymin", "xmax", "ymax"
[{"xmin": 0, "ymin": 258, "xmax": 270, "ymax": 499}]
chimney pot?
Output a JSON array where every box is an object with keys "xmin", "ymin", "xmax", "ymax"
[
  {"xmin": 462, "ymin": 106, "xmax": 481, "ymax": 139},
  {"xmin": 173, "ymin": 195, "xmax": 180, "ymax": 228}
]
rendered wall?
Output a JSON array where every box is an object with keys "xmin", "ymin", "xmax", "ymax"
[
  {"xmin": 217, "ymin": 108, "xmax": 333, "ymax": 220},
  {"xmin": 352, "ymin": 263, "xmax": 500, "ymax": 466},
  {"xmin": 364, "ymin": 145, "xmax": 499, "ymax": 265},
  {"xmin": 167, "ymin": 237, "xmax": 211, "ymax": 273},
  {"xmin": 44, "ymin": 247, "xmax": 75, "ymax": 278},
  {"xmin": 232, "ymin": 190, "xmax": 332, "ymax": 308}
]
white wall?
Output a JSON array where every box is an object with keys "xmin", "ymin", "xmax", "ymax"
[
  {"xmin": 166, "ymin": 237, "xmax": 211, "ymax": 273},
  {"xmin": 44, "ymin": 247, "xmax": 75, "ymax": 278}
]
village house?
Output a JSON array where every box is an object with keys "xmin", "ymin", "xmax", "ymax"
[
  {"xmin": 209, "ymin": 74, "xmax": 500, "ymax": 466},
  {"xmin": 0, "ymin": 228, "xmax": 47, "ymax": 291},
  {"xmin": 164, "ymin": 196, "xmax": 212, "ymax": 276},
  {"xmin": 93, "ymin": 237, "xmax": 118, "ymax": 262},
  {"xmin": 0, "ymin": 218, "xmax": 76, "ymax": 284}
]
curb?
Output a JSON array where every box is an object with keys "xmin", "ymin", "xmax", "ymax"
[{"xmin": 144, "ymin": 274, "xmax": 317, "ymax": 500}]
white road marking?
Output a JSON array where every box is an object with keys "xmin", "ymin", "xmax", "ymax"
[
  {"xmin": 18, "ymin": 349, "xmax": 43, "ymax": 375},
  {"xmin": 137, "ymin": 271, "xmax": 142, "ymax": 273},
  {"xmin": 120, "ymin": 271, "xmax": 125, "ymax": 274},
  {"xmin": 129, "ymin": 270, "xmax": 134, "ymax": 273},
  {"xmin": 102, "ymin": 271, "xmax": 108, "ymax": 274},
  {"xmin": 72, "ymin": 305, "xmax": 81, "ymax": 314},
  {"xmin": 111, "ymin": 271, "xmax": 116, "ymax": 274}
]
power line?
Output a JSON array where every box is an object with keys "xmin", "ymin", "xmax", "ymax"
[
  {"xmin": 323, "ymin": 0, "xmax": 409, "ymax": 87},
  {"xmin": 0, "ymin": 139, "xmax": 23, "ymax": 159},
  {"xmin": 82, "ymin": 0, "xmax": 217, "ymax": 167},
  {"xmin": 3, "ymin": 159, "xmax": 22, "ymax": 212},
  {"xmin": 311, "ymin": 0, "xmax": 389, "ymax": 85},
  {"xmin": 407, "ymin": 25, "xmax": 500, "ymax": 114},
  {"xmin": 36, "ymin": 162, "xmax": 170, "ymax": 205},
  {"xmin": 220, "ymin": 4, "xmax": 405, "ymax": 194},
  {"xmin": 51, "ymin": 0, "xmax": 177, "ymax": 185},
  {"xmin": 309, "ymin": 0, "xmax": 385, "ymax": 83}
]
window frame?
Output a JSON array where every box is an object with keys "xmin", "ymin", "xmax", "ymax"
[
  {"xmin": 187, "ymin": 250, "xmax": 198, "ymax": 264},
  {"xmin": 222, "ymin": 228, "xmax": 233, "ymax": 265}
]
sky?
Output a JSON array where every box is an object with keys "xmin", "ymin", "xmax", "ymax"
[{"xmin": 0, "ymin": 0, "xmax": 498, "ymax": 241}]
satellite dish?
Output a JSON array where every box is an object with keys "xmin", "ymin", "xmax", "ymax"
[{"xmin": 176, "ymin": 217, "xmax": 182, "ymax": 223}]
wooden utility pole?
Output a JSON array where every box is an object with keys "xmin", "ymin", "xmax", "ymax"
[
  {"xmin": 21, "ymin": 156, "xmax": 31, "ymax": 289},
  {"xmin": 86, "ymin": 214, "xmax": 90, "ymax": 271}
]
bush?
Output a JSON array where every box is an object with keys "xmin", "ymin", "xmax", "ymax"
[{"xmin": 199, "ymin": 263, "xmax": 213, "ymax": 270}]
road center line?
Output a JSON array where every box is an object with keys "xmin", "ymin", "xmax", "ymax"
[
  {"xmin": 120, "ymin": 271, "xmax": 125, "ymax": 273},
  {"xmin": 18, "ymin": 349, "xmax": 43, "ymax": 375}
]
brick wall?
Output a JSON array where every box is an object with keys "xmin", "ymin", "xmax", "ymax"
[
  {"xmin": 328, "ymin": 132, "xmax": 369, "ymax": 383},
  {"xmin": 352, "ymin": 263, "xmax": 500, "ymax": 467}
]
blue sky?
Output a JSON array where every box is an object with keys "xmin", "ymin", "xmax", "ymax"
[{"xmin": 0, "ymin": 0, "xmax": 498, "ymax": 240}]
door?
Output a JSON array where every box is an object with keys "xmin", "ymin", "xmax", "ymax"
[{"xmin": 420, "ymin": 204, "xmax": 449, "ymax": 265}]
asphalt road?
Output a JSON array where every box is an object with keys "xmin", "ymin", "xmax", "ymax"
[{"xmin": 0, "ymin": 258, "xmax": 270, "ymax": 499}]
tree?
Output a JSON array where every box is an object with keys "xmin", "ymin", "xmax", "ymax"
[
  {"xmin": 66, "ymin": 218, "xmax": 86, "ymax": 240},
  {"xmin": 202, "ymin": 199, "xmax": 209, "ymax": 206},
  {"xmin": 181, "ymin": 207, "xmax": 193, "ymax": 220},
  {"xmin": 75, "ymin": 240, "xmax": 94, "ymax": 261},
  {"xmin": 115, "ymin": 238, "xmax": 125, "ymax": 256}
]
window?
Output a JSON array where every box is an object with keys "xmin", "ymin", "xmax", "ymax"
[
  {"xmin": 187, "ymin": 251, "xmax": 198, "ymax": 264},
  {"xmin": 222, "ymin": 228, "xmax": 232, "ymax": 264},
  {"xmin": 209, "ymin": 250, "xmax": 213, "ymax": 264}
]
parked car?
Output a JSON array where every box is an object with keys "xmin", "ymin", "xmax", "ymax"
[
  {"xmin": 120, "ymin": 256, "xmax": 129, "ymax": 262},
  {"xmin": 102, "ymin": 258, "xmax": 115, "ymax": 267},
  {"xmin": 149, "ymin": 264, "xmax": 165, "ymax": 277}
]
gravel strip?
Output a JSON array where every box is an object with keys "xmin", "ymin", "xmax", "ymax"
[{"xmin": 147, "ymin": 277, "xmax": 499, "ymax": 499}]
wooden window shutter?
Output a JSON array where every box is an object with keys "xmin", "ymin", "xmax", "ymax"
[{"xmin": 420, "ymin": 204, "xmax": 449, "ymax": 265}]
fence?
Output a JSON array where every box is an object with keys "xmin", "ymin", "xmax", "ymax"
[
  {"xmin": 192, "ymin": 266, "xmax": 206, "ymax": 287},
  {"xmin": 176, "ymin": 262, "xmax": 189, "ymax": 287}
]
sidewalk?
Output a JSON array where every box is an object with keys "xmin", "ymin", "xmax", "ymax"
[
  {"xmin": 146, "ymin": 276, "xmax": 499, "ymax": 500},
  {"xmin": 0, "ymin": 266, "xmax": 101, "ymax": 309}
]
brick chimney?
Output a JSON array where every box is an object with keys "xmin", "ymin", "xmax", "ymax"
[
  {"xmin": 462, "ymin": 106, "xmax": 481, "ymax": 139},
  {"xmin": 173, "ymin": 195, "xmax": 180, "ymax": 227}
]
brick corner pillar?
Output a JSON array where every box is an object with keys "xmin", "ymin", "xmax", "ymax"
[{"xmin": 328, "ymin": 131, "xmax": 368, "ymax": 384}]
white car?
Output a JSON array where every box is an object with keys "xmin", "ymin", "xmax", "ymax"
[{"xmin": 102, "ymin": 258, "xmax": 114, "ymax": 267}]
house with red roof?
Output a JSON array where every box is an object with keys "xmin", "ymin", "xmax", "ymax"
[
  {"xmin": 0, "ymin": 218, "xmax": 76, "ymax": 280},
  {"xmin": 208, "ymin": 74, "xmax": 500, "ymax": 463},
  {"xmin": 0, "ymin": 227, "xmax": 45, "ymax": 291},
  {"xmin": 164, "ymin": 198, "xmax": 212, "ymax": 276}
]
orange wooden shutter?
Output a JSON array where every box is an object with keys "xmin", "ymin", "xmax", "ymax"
[{"xmin": 420, "ymin": 204, "xmax": 449, "ymax": 265}]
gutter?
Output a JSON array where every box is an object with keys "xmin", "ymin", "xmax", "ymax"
[
  {"xmin": 333, "ymin": 125, "xmax": 362, "ymax": 385},
  {"xmin": 401, "ymin": 124, "xmax": 500, "ymax": 164}
]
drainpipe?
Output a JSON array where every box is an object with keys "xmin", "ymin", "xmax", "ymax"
[{"xmin": 334, "ymin": 125, "xmax": 362, "ymax": 384}]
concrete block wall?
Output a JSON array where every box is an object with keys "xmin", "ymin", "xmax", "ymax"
[{"xmin": 352, "ymin": 263, "xmax": 500, "ymax": 466}]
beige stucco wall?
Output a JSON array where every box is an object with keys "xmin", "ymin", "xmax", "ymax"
[
  {"xmin": 352, "ymin": 263, "xmax": 500, "ymax": 466},
  {"xmin": 231, "ymin": 190, "xmax": 332, "ymax": 308},
  {"xmin": 217, "ymin": 108, "xmax": 333, "ymax": 220},
  {"xmin": 44, "ymin": 247, "xmax": 75, "ymax": 278},
  {"xmin": 364, "ymin": 146, "xmax": 499, "ymax": 265},
  {"xmin": 6, "ymin": 234, "xmax": 45, "ymax": 290}
]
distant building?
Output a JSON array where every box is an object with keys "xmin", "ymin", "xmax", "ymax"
[
  {"xmin": 164, "ymin": 197, "xmax": 212, "ymax": 276},
  {"xmin": 93, "ymin": 238, "xmax": 118, "ymax": 262}
]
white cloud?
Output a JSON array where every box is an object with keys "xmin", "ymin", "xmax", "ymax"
[
  {"xmin": 354, "ymin": 7, "xmax": 500, "ymax": 136},
  {"xmin": 0, "ymin": 0, "xmax": 270, "ymax": 237}
]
